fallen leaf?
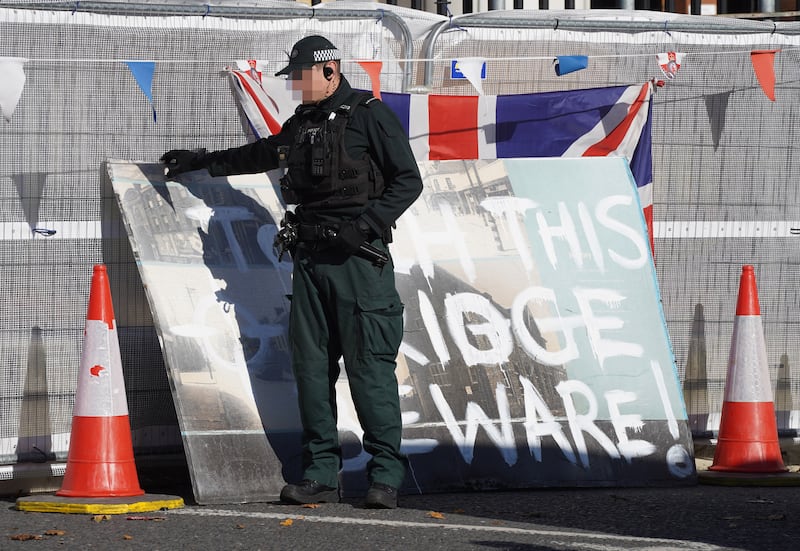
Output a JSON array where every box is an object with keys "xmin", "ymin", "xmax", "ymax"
[
  {"xmin": 302, "ymin": 503, "xmax": 321, "ymax": 509},
  {"xmin": 10, "ymin": 534, "xmax": 43, "ymax": 541},
  {"xmin": 280, "ymin": 518, "xmax": 294, "ymax": 526},
  {"xmin": 44, "ymin": 529, "xmax": 66, "ymax": 536},
  {"xmin": 91, "ymin": 514, "xmax": 112, "ymax": 522},
  {"xmin": 235, "ymin": 524, "xmax": 246, "ymax": 529},
  {"xmin": 428, "ymin": 511, "xmax": 445, "ymax": 519},
  {"xmin": 123, "ymin": 535, "xmax": 133, "ymax": 540}
]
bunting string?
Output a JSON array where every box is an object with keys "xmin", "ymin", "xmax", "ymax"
[
  {"xmin": 11, "ymin": 46, "xmax": 800, "ymax": 64},
  {"xmin": 2, "ymin": 44, "xmax": 795, "ymax": 122}
]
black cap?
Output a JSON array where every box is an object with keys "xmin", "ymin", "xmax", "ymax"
[{"xmin": 275, "ymin": 35, "xmax": 341, "ymax": 77}]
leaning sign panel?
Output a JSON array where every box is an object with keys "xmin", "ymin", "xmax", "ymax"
[
  {"xmin": 108, "ymin": 161, "xmax": 289, "ymax": 504},
  {"xmin": 108, "ymin": 157, "xmax": 694, "ymax": 503}
]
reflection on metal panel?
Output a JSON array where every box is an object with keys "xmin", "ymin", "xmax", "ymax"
[{"xmin": 109, "ymin": 161, "xmax": 287, "ymax": 503}]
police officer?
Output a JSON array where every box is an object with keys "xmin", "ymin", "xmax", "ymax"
[{"xmin": 161, "ymin": 35, "xmax": 422, "ymax": 509}]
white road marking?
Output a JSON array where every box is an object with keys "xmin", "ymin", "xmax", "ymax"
[{"xmin": 169, "ymin": 507, "xmax": 724, "ymax": 550}]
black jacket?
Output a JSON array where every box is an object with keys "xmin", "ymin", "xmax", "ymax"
[{"xmin": 203, "ymin": 77, "xmax": 422, "ymax": 234}]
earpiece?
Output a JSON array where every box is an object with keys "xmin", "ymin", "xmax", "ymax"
[{"xmin": 323, "ymin": 66, "xmax": 333, "ymax": 80}]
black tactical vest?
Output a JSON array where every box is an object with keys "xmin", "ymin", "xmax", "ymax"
[{"xmin": 279, "ymin": 92, "xmax": 385, "ymax": 209}]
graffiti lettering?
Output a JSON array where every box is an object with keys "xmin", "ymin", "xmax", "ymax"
[
  {"xmin": 401, "ymin": 201, "xmax": 476, "ymax": 282},
  {"xmin": 397, "ymin": 195, "xmax": 648, "ymax": 284},
  {"xmin": 422, "ymin": 374, "xmax": 665, "ymax": 470},
  {"xmin": 412, "ymin": 287, "xmax": 642, "ymax": 370}
]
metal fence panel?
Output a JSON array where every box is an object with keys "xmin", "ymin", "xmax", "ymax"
[{"xmin": 2, "ymin": 5, "xmax": 799, "ymax": 485}]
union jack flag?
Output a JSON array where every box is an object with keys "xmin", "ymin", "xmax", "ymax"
[
  {"xmin": 228, "ymin": 66, "xmax": 297, "ymax": 138},
  {"xmin": 228, "ymin": 70, "xmax": 653, "ymax": 250}
]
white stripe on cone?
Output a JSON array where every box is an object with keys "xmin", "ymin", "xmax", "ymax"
[
  {"xmin": 724, "ymin": 316, "xmax": 773, "ymax": 403},
  {"xmin": 73, "ymin": 319, "xmax": 129, "ymax": 417}
]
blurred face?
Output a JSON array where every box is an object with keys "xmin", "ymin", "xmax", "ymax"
[{"xmin": 288, "ymin": 63, "xmax": 331, "ymax": 104}]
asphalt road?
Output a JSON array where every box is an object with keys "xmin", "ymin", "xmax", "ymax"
[{"xmin": 4, "ymin": 462, "xmax": 800, "ymax": 551}]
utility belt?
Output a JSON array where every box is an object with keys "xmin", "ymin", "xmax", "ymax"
[
  {"xmin": 297, "ymin": 222, "xmax": 392, "ymax": 246},
  {"xmin": 296, "ymin": 222, "xmax": 339, "ymax": 244},
  {"xmin": 273, "ymin": 217, "xmax": 390, "ymax": 267}
]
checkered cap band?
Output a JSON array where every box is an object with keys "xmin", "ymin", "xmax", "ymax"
[
  {"xmin": 313, "ymin": 49, "xmax": 340, "ymax": 63},
  {"xmin": 275, "ymin": 35, "xmax": 340, "ymax": 76}
]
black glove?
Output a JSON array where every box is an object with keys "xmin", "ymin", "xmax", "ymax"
[
  {"xmin": 336, "ymin": 219, "xmax": 370, "ymax": 255},
  {"xmin": 160, "ymin": 148, "xmax": 207, "ymax": 178}
]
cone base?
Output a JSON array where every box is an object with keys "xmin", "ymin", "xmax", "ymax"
[
  {"xmin": 16, "ymin": 493, "xmax": 184, "ymax": 515},
  {"xmin": 699, "ymin": 470, "xmax": 800, "ymax": 487},
  {"xmin": 56, "ymin": 485, "xmax": 145, "ymax": 498},
  {"xmin": 711, "ymin": 401, "xmax": 786, "ymax": 473},
  {"xmin": 57, "ymin": 415, "xmax": 144, "ymax": 497},
  {"xmin": 709, "ymin": 462, "xmax": 787, "ymax": 474}
]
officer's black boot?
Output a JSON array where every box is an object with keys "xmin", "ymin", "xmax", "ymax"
[
  {"xmin": 364, "ymin": 482, "xmax": 398, "ymax": 509},
  {"xmin": 280, "ymin": 479, "xmax": 340, "ymax": 504}
]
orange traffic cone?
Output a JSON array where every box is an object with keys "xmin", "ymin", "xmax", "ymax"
[
  {"xmin": 710, "ymin": 265, "xmax": 786, "ymax": 473},
  {"xmin": 56, "ymin": 264, "xmax": 145, "ymax": 497}
]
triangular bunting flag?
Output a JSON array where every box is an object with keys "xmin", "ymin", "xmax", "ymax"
[
  {"xmin": 554, "ymin": 55, "xmax": 588, "ymax": 76},
  {"xmin": 125, "ymin": 60, "xmax": 157, "ymax": 122},
  {"xmin": 704, "ymin": 91, "xmax": 730, "ymax": 151},
  {"xmin": 454, "ymin": 58, "xmax": 486, "ymax": 95},
  {"xmin": 750, "ymin": 50, "xmax": 779, "ymax": 102},
  {"xmin": 0, "ymin": 57, "xmax": 27, "ymax": 122},
  {"xmin": 357, "ymin": 61, "xmax": 383, "ymax": 100},
  {"xmin": 656, "ymin": 52, "xmax": 684, "ymax": 79}
]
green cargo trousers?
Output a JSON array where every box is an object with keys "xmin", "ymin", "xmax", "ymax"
[{"xmin": 289, "ymin": 241, "xmax": 407, "ymax": 490}]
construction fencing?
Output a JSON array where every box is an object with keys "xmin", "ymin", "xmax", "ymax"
[{"xmin": 1, "ymin": 1, "xmax": 799, "ymax": 485}]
